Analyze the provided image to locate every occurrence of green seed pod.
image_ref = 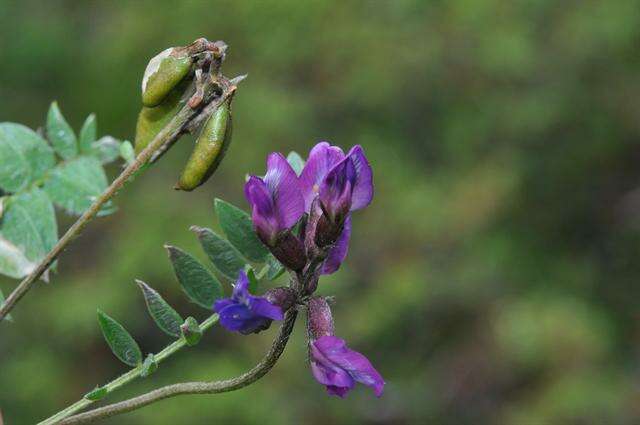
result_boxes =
[134,78,193,155]
[141,47,192,107]
[176,100,233,191]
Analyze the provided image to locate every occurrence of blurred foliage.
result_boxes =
[2,0,640,423]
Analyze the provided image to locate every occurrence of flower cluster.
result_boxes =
[214,141,384,398]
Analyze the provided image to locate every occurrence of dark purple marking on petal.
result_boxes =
[326,385,350,398]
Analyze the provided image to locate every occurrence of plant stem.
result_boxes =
[0,79,234,322]
[38,314,220,425]
[57,310,298,424]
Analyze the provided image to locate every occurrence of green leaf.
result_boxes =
[97,309,142,367]
[0,236,36,279]
[78,113,122,164]
[91,136,121,164]
[215,199,269,262]
[0,289,13,322]
[265,254,285,280]
[43,156,113,216]
[0,188,57,278]
[245,266,259,293]
[140,354,158,377]
[0,123,55,192]
[47,101,77,160]
[120,141,135,165]
[84,386,107,401]
[136,280,183,337]
[191,226,246,280]
[166,245,223,308]
[286,151,305,176]
[79,113,97,154]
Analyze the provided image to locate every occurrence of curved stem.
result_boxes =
[58,310,298,424]
[38,314,220,425]
[0,79,234,322]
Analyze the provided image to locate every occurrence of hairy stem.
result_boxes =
[57,310,298,424]
[38,314,220,425]
[0,78,234,322]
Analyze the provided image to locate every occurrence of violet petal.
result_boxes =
[346,145,373,211]
[217,303,255,331]
[321,215,352,275]
[315,336,385,397]
[248,296,284,320]
[245,176,279,244]
[319,158,354,222]
[213,298,234,312]
[232,270,250,300]
[310,341,355,389]
[299,142,345,212]
[264,153,304,229]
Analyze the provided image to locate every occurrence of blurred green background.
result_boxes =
[2,0,640,423]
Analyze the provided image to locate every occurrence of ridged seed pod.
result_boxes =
[176,101,232,191]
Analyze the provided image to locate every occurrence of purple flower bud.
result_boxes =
[245,153,305,246]
[306,298,384,398]
[245,153,307,270]
[213,270,284,335]
[307,297,334,339]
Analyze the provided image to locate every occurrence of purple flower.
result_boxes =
[307,297,384,398]
[213,270,284,335]
[245,153,304,246]
[299,142,372,274]
[310,336,385,398]
[299,142,373,221]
